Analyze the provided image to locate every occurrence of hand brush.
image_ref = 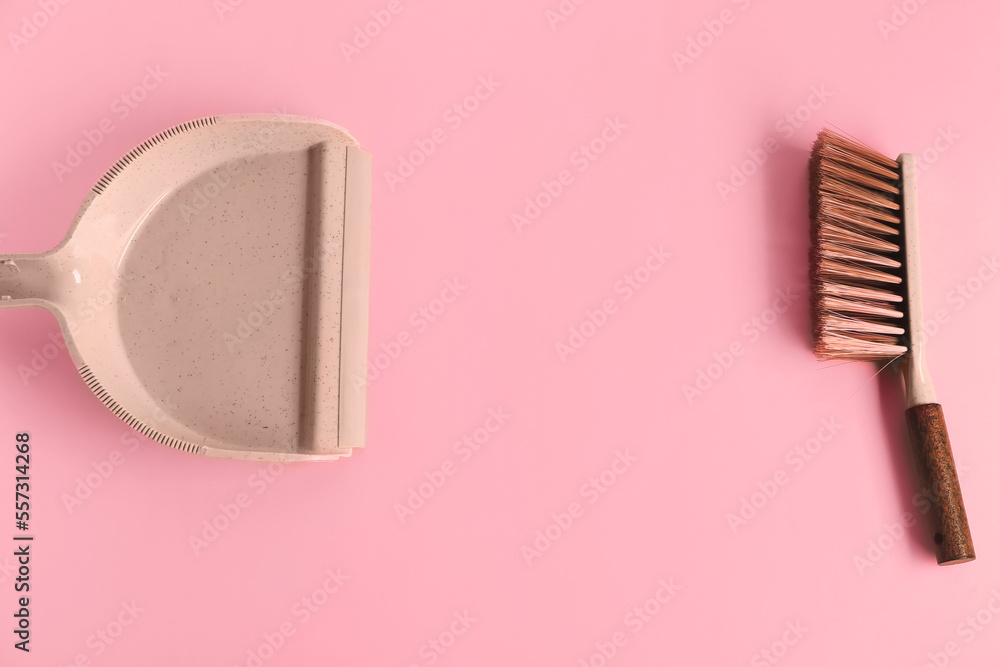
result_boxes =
[808,128,975,565]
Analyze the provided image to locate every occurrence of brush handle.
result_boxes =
[905,403,975,565]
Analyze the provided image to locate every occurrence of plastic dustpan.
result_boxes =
[0,114,372,461]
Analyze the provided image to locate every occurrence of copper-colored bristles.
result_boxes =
[809,130,908,361]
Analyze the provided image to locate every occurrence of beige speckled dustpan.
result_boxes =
[0,114,371,461]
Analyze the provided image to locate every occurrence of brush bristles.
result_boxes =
[809,130,908,361]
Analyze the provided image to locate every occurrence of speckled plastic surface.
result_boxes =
[0,114,372,461]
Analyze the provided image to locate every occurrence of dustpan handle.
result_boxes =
[0,254,60,307]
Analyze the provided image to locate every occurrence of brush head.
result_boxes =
[808,129,910,362]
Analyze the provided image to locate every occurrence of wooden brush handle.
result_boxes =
[905,403,975,565]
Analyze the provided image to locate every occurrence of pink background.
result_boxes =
[2,0,1000,665]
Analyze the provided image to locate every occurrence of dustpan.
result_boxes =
[0,114,372,461]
